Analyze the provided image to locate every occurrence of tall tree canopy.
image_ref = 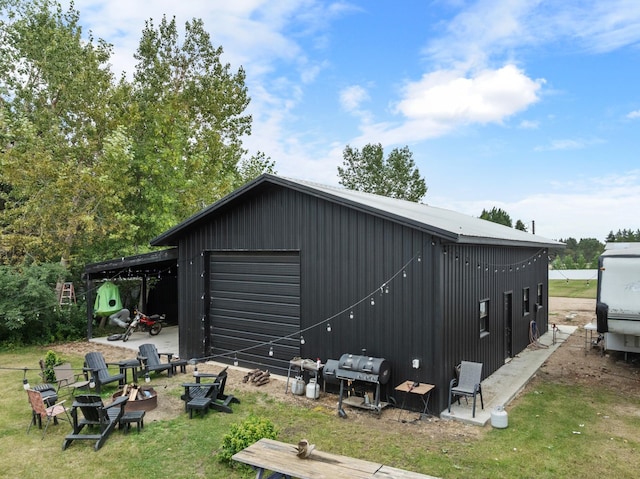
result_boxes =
[0,1,253,267]
[0,0,129,264]
[337,143,427,202]
[125,15,252,239]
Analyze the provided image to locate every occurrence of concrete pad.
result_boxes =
[90,325,180,357]
[440,325,577,426]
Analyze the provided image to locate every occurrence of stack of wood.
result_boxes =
[242,369,270,386]
[120,383,145,401]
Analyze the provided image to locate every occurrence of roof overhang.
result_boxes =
[83,248,178,281]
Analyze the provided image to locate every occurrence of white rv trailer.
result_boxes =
[597,243,640,353]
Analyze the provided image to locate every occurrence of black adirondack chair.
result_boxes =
[180,366,239,414]
[138,343,174,378]
[62,394,128,451]
[83,352,125,393]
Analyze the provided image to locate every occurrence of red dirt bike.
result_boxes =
[121,310,165,342]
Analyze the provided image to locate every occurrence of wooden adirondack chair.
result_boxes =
[181,366,239,414]
[137,343,173,378]
[62,394,128,451]
[83,352,125,393]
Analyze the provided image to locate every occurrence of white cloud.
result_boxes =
[432,171,640,242]
[340,85,370,113]
[627,110,640,119]
[519,120,539,129]
[534,137,605,151]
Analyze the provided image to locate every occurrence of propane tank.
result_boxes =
[291,376,305,395]
[305,378,320,399]
[491,405,508,428]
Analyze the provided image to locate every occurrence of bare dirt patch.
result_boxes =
[52,297,640,439]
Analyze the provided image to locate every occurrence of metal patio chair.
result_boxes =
[448,360,484,418]
[26,389,71,439]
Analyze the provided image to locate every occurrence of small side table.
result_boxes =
[187,397,212,418]
[285,358,324,393]
[120,410,145,433]
[394,380,435,421]
[109,359,141,385]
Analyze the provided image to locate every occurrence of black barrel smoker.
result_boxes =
[323,352,391,417]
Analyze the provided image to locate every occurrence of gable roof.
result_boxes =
[151,174,564,249]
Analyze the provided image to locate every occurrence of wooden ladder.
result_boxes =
[59,282,76,305]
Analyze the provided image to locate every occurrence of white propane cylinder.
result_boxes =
[491,405,508,428]
[305,378,320,399]
[291,377,305,395]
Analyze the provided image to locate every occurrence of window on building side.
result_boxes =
[537,283,543,307]
[523,287,530,315]
[480,299,489,337]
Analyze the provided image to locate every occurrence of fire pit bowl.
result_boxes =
[112,387,157,412]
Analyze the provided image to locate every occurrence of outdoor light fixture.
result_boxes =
[233,355,239,367]
[349,311,354,319]
[145,372,151,383]
[370,297,375,306]
[300,335,305,345]
[326,323,332,332]
[269,346,274,357]
[22,368,30,390]
[89,377,96,389]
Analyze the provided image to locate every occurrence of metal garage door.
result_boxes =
[209,252,300,374]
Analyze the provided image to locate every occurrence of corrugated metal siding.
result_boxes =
[433,243,549,411]
[175,183,550,413]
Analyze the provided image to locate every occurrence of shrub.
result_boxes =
[42,350,63,382]
[218,414,278,465]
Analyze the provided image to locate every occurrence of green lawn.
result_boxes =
[549,279,597,299]
[2,341,639,478]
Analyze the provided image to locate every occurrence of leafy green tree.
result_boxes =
[515,219,528,232]
[1,3,253,267]
[233,151,277,189]
[0,0,135,264]
[337,143,427,202]
[480,207,512,227]
[125,15,252,240]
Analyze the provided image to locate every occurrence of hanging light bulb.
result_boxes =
[402,270,407,278]
[370,297,375,306]
[326,323,332,332]
[418,254,422,262]
[300,335,305,345]
[269,346,274,357]
[233,355,239,367]
[22,369,30,390]
[89,377,96,389]
[349,311,354,319]
[144,372,151,383]
[384,284,389,294]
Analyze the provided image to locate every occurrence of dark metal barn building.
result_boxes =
[148,174,562,413]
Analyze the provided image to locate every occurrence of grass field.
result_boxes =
[548,279,597,299]
[2,338,639,479]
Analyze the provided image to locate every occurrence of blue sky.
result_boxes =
[65,0,640,242]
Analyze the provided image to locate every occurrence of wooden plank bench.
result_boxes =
[232,438,439,479]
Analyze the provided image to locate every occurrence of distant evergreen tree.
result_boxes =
[480,207,512,227]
